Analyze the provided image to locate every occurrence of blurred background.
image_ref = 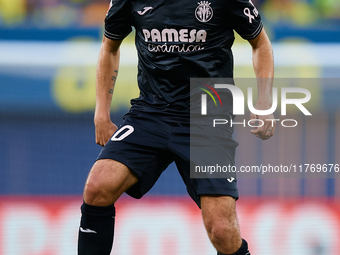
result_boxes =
[0,0,340,254]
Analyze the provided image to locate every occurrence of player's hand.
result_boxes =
[249,101,275,140]
[94,117,118,146]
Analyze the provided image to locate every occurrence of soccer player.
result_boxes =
[78,0,274,254]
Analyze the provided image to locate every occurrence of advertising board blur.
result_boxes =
[0,197,339,255]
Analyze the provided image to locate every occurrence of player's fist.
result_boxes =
[94,117,118,146]
[249,112,275,140]
[249,100,275,140]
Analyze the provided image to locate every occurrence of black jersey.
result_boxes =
[105,0,262,115]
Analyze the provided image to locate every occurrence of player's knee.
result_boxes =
[83,178,113,206]
[205,216,240,249]
[206,221,230,245]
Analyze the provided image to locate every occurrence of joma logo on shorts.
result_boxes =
[142,28,207,43]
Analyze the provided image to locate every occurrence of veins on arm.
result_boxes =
[108,70,118,94]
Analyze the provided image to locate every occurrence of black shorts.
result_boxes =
[97,110,239,208]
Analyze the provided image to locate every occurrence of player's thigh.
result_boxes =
[201,195,239,231]
[84,159,138,206]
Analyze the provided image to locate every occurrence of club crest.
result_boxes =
[195,1,213,23]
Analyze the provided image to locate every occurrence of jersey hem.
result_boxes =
[239,21,263,40]
[104,30,131,40]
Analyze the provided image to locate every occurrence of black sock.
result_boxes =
[78,202,115,255]
[217,239,250,255]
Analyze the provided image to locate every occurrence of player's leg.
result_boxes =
[171,123,250,254]
[201,195,250,255]
[78,112,174,255]
[78,159,138,255]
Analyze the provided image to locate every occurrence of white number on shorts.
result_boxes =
[111,125,134,141]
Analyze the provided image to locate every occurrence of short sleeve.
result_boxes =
[229,0,263,40]
[104,0,132,40]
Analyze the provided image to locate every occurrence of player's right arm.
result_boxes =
[94,37,122,146]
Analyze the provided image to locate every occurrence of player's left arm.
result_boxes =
[248,28,275,140]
